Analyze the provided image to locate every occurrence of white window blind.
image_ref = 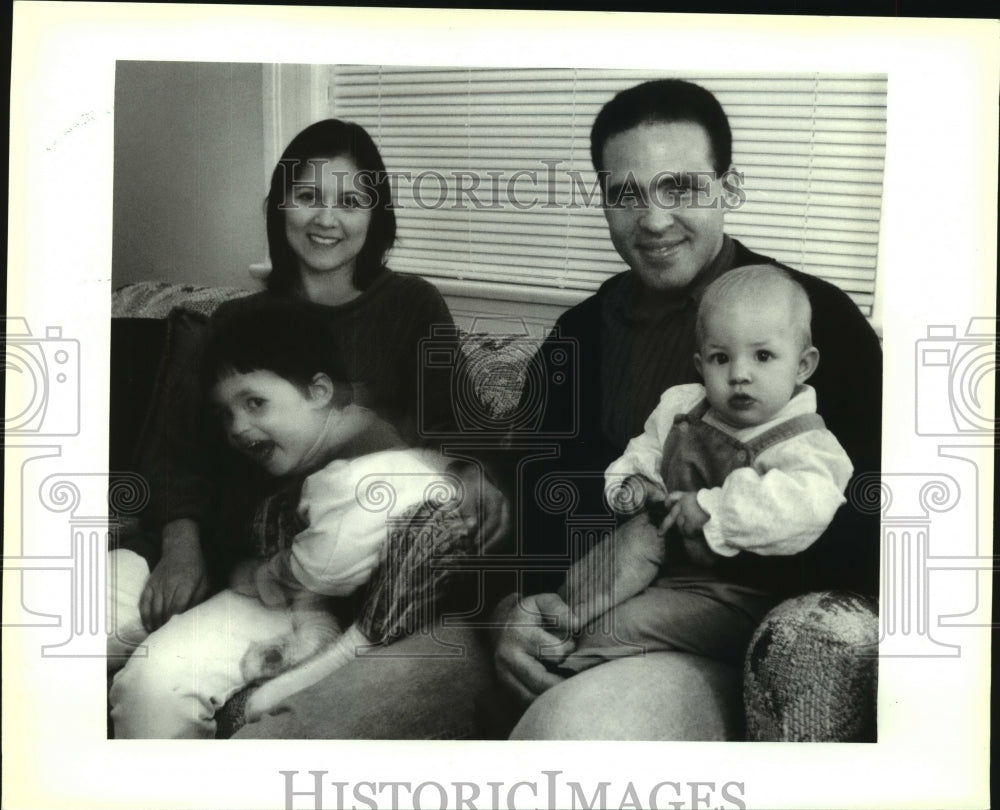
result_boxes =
[324,67,886,316]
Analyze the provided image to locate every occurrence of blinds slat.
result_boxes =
[336,99,886,121]
[400,214,882,244]
[335,113,886,137]
[393,200,883,225]
[335,68,884,92]
[391,254,875,315]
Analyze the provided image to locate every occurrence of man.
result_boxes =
[491,79,882,739]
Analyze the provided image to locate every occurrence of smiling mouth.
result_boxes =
[637,239,685,259]
[308,234,341,247]
[241,439,275,465]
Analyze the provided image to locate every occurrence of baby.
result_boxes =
[558,264,854,669]
[109,299,461,738]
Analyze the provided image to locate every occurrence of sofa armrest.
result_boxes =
[743,591,878,742]
[112,280,254,319]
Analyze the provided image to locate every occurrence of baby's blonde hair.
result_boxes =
[696,264,813,350]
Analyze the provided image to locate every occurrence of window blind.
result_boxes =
[325,67,886,316]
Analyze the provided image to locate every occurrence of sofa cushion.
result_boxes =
[457,333,535,422]
[110,318,168,473]
[743,590,878,741]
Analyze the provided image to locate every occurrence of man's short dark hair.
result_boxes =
[590,79,733,176]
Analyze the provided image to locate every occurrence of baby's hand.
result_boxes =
[661,492,718,567]
[658,491,710,537]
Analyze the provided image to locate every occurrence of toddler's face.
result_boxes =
[696,300,814,429]
[211,370,330,477]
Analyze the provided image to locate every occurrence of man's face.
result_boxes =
[602,121,733,292]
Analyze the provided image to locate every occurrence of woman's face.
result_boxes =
[283,155,373,283]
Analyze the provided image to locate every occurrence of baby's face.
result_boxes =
[211,370,330,477]
[696,300,811,429]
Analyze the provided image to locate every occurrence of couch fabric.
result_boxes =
[110,281,878,741]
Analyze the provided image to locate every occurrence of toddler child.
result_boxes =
[557,264,854,670]
[109,299,465,738]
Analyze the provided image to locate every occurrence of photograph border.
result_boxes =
[5,5,996,810]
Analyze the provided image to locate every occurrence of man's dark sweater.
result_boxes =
[512,237,882,598]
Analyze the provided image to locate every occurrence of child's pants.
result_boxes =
[106,549,154,668]
[106,496,472,738]
[107,549,346,739]
[557,571,779,673]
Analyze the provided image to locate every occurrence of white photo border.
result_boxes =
[5,5,996,810]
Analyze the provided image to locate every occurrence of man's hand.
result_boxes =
[492,592,576,707]
[139,519,210,632]
[447,462,512,553]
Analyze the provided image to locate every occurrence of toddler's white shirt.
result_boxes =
[255,449,449,605]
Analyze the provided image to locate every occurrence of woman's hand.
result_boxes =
[492,592,576,707]
[139,519,210,632]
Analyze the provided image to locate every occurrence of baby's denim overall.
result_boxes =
[569,398,826,668]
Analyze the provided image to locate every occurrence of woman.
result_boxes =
[259,119,458,443]
[112,120,504,738]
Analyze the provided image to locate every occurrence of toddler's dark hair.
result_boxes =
[201,297,351,395]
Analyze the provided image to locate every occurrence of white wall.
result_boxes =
[112,61,267,290]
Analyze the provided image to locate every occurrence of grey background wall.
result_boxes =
[112,61,266,290]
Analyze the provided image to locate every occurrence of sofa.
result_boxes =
[110,280,878,741]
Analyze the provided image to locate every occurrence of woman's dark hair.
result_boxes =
[201,298,350,394]
[264,119,397,294]
[590,79,733,177]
